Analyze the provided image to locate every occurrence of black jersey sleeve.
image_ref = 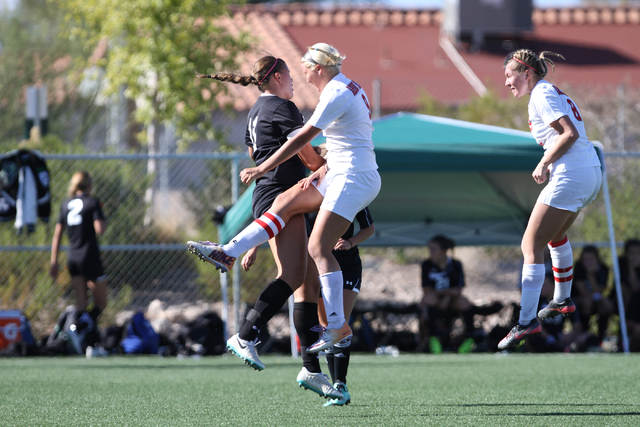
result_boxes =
[454,260,466,288]
[272,101,304,139]
[245,124,253,150]
[92,198,106,222]
[354,207,373,231]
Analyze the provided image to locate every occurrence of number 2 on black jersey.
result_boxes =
[67,199,84,226]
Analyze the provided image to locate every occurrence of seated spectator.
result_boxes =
[617,238,640,352]
[615,239,640,310]
[627,292,640,352]
[528,274,597,353]
[573,245,615,342]
[418,235,501,353]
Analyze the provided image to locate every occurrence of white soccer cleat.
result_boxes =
[187,241,236,273]
[226,333,264,371]
[307,323,352,353]
[296,368,343,399]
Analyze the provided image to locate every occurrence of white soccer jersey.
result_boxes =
[307,73,378,173]
[528,80,600,173]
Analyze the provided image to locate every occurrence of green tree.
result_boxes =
[58,0,252,150]
[0,0,96,144]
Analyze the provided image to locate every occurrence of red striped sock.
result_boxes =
[549,235,573,302]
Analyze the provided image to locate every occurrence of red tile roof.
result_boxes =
[226,4,640,110]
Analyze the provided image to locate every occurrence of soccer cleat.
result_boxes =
[187,241,236,273]
[537,297,576,319]
[307,323,352,353]
[226,333,265,371]
[296,368,343,399]
[497,319,542,350]
[324,381,351,407]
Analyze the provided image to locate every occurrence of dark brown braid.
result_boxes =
[196,71,256,86]
[504,49,565,78]
[195,56,286,92]
[196,72,258,86]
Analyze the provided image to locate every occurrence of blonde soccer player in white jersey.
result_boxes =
[498,49,602,350]
[188,43,381,357]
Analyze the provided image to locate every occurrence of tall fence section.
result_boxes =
[1,152,639,347]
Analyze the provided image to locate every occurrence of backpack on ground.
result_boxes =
[0,310,36,357]
[40,307,99,355]
[121,312,159,354]
[181,311,226,356]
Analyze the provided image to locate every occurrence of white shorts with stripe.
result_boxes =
[312,168,381,222]
[537,166,601,212]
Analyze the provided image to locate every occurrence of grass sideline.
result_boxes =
[1,353,639,426]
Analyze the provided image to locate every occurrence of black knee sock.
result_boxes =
[325,349,336,382]
[333,338,352,385]
[293,302,322,373]
[239,278,293,341]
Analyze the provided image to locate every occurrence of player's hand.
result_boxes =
[241,249,257,271]
[299,166,327,190]
[532,162,549,184]
[334,238,352,251]
[49,262,59,280]
[240,167,264,185]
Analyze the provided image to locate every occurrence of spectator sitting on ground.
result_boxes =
[573,245,615,343]
[418,235,502,353]
[617,238,640,352]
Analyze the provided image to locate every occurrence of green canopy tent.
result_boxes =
[220,112,544,246]
[217,112,628,352]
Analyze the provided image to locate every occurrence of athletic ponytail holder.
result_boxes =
[258,58,278,86]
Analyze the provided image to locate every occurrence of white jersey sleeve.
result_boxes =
[528,80,600,173]
[307,74,377,173]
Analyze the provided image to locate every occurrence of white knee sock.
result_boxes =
[549,236,573,302]
[319,271,345,329]
[519,264,545,325]
[222,212,285,258]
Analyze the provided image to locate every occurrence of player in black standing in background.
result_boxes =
[50,171,108,328]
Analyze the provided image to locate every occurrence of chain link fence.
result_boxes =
[0,152,283,339]
[1,151,640,344]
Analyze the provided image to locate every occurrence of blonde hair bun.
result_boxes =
[306,43,345,67]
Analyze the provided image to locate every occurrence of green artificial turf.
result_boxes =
[1,353,639,426]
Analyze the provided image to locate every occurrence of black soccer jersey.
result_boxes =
[421,258,465,291]
[57,194,105,263]
[245,94,307,188]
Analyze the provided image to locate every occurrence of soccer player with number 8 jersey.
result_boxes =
[499,49,602,350]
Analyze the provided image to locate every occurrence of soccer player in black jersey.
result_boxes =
[189,43,381,360]
[192,56,342,399]
[50,171,108,329]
